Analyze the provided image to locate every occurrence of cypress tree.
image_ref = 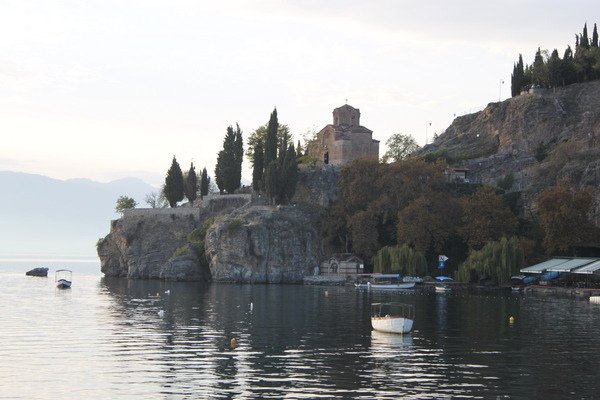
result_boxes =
[214,125,240,194]
[581,23,590,49]
[263,161,278,204]
[593,23,599,47]
[233,123,244,190]
[164,156,184,207]
[264,108,278,167]
[283,143,298,203]
[296,140,303,158]
[252,140,264,192]
[200,167,209,198]
[184,162,198,206]
[547,49,561,88]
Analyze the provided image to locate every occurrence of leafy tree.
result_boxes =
[164,156,184,207]
[200,167,209,198]
[252,140,264,192]
[115,195,137,215]
[459,186,517,249]
[396,192,462,255]
[373,244,427,276]
[184,162,198,206]
[348,209,380,261]
[456,237,524,284]
[537,183,598,255]
[382,133,420,163]
[246,123,291,165]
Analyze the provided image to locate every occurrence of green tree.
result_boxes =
[115,195,137,215]
[184,162,198,206]
[456,237,524,284]
[264,108,279,167]
[164,156,184,207]
[593,23,599,47]
[246,123,291,165]
[263,161,278,204]
[382,133,420,163]
[200,167,209,198]
[373,244,427,276]
[459,186,517,249]
[546,49,562,87]
[531,47,548,86]
[215,125,242,194]
[537,183,597,255]
[296,140,303,158]
[252,140,264,192]
[281,143,298,203]
[511,54,526,96]
[580,23,590,49]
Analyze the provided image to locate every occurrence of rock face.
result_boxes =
[98,208,210,280]
[205,205,321,283]
[26,267,48,277]
[293,165,339,207]
[423,80,600,212]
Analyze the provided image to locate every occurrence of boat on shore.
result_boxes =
[371,302,414,334]
[434,276,453,293]
[55,269,72,289]
[355,274,416,290]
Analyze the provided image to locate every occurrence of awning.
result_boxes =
[572,260,600,275]
[546,258,598,272]
[520,258,571,274]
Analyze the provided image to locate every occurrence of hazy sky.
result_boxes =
[0,0,595,185]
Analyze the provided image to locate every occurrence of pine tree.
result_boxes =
[200,167,209,198]
[164,156,184,207]
[252,140,264,192]
[547,49,562,87]
[531,47,547,86]
[296,140,303,158]
[184,162,198,206]
[593,23,599,47]
[264,108,278,167]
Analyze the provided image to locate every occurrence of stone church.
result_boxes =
[308,104,379,165]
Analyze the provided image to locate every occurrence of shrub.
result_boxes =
[172,245,188,258]
[456,236,524,284]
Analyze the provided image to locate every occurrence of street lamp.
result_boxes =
[425,122,432,145]
[499,79,505,101]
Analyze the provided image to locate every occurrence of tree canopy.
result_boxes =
[184,162,198,206]
[382,133,420,163]
[215,124,243,194]
[115,195,137,215]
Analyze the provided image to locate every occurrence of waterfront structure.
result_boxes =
[321,253,364,276]
[308,104,379,165]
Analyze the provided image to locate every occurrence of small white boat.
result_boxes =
[55,269,72,289]
[355,274,416,290]
[371,302,414,334]
[434,283,451,293]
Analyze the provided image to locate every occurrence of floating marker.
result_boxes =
[250,302,253,311]
[509,316,515,324]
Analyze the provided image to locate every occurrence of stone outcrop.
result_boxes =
[293,165,339,207]
[98,209,207,280]
[423,80,600,212]
[205,205,321,283]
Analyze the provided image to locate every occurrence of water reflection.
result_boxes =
[4,271,598,399]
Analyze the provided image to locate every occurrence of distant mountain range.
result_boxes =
[0,171,156,259]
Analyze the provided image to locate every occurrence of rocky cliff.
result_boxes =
[205,205,321,283]
[424,80,600,210]
[98,196,321,282]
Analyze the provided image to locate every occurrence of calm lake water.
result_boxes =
[1,260,600,399]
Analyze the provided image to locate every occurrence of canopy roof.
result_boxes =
[521,257,600,274]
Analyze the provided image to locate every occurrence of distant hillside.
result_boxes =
[422,80,600,215]
[0,172,156,258]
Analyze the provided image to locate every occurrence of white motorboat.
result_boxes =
[355,274,416,290]
[434,283,451,293]
[55,269,72,289]
[371,303,414,334]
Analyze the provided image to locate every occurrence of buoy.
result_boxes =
[164,290,170,295]
[324,291,328,296]
[157,310,165,317]
[250,302,253,311]
[230,338,238,349]
[509,316,515,324]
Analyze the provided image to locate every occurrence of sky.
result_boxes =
[0,0,596,186]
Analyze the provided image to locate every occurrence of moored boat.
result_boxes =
[371,302,414,334]
[55,269,72,289]
[355,274,416,290]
